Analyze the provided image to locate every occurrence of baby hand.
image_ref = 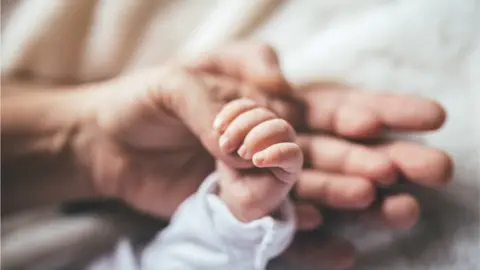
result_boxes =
[213,98,303,222]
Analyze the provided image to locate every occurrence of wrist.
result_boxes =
[218,184,275,223]
[1,85,100,214]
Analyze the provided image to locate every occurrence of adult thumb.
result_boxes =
[186,43,291,94]
[185,43,302,126]
[167,70,254,169]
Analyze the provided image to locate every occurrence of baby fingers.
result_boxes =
[253,142,303,175]
[238,118,296,159]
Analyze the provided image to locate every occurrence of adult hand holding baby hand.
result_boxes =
[71,43,300,219]
[68,43,452,228]
[3,42,453,270]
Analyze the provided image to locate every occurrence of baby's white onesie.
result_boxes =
[89,172,296,270]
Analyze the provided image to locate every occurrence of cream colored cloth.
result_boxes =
[1,0,280,82]
[2,1,479,269]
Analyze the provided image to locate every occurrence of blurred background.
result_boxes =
[2,0,479,269]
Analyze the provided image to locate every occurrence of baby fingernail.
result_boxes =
[219,136,232,152]
[213,117,224,132]
[237,145,249,159]
[253,155,264,166]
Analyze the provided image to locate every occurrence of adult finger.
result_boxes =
[297,134,453,188]
[187,43,302,126]
[165,71,253,169]
[295,170,376,209]
[297,135,397,185]
[375,141,453,188]
[355,194,421,230]
[382,193,421,229]
[186,43,290,91]
[298,82,446,137]
[295,202,323,231]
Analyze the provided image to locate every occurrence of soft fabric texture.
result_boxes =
[1,0,479,269]
[87,172,295,270]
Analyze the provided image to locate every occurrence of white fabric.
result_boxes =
[87,172,295,270]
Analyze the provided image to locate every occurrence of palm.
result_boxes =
[98,118,214,218]
[91,72,218,218]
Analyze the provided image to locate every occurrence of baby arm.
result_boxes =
[140,99,302,270]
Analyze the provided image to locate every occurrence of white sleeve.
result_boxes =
[140,172,296,270]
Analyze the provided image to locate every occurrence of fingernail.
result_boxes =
[219,136,232,152]
[237,145,249,159]
[213,116,224,133]
[253,155,264,166]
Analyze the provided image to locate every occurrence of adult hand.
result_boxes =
[74,42,453,229]
[292,81,453,230]
[73,44,299,218]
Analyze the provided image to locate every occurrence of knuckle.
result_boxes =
[234,108,274,133]
[223,128,238,140]
[345,178,375,208]
[292,145,304,167]
[286,144,304,171]
[241,108,276,130]
[228,98,258,110]
[257,43,275,54]
[253,107,276,118]
[272,144,289,160]
[272,119,295,138]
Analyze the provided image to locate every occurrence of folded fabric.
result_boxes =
[88,172,296,270]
